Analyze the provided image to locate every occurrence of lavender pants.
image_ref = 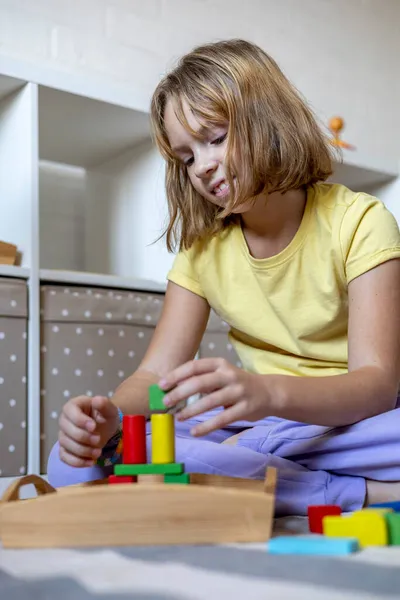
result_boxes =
[47,403,400,516]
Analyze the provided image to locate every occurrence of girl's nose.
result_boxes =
[195,158,218,179]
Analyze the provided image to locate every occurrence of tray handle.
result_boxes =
[1,474,56,503]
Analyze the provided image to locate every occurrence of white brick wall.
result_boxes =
[0,0,399,163]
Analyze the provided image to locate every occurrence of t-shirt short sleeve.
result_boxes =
[167,246,206,298]
[340,193,400,284]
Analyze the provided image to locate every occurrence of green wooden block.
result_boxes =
[164,473,190,485]
[149,384,167,411]
[386,513,400,545]
[114,462,184,476]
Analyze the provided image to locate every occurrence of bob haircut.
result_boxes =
[150,39,335,252]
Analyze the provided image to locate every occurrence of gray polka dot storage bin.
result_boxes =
[40,285,165,472]
[200,310,241,366]
[0,277,28,477]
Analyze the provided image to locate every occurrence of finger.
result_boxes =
[64,397,97,432]
[59,445,97,468]
[91,396,116,423]
[164,372,227,408]
[190,402,249,437]
[176,384,241,421]
[58,432,102,460]
[59,413,101,447]
[159,358,225,391]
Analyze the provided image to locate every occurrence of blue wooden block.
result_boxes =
[369,501,400,513]
[267,536,359,555]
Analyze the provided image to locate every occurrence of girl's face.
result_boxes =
[164,98,233,208]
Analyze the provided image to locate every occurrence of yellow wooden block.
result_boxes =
[323,512,388,548]
[151,413,175,464]
[323,515,355,539]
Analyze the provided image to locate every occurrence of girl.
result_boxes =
[49,39,400,516]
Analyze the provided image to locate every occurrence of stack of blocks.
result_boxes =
[108,384,190,486]
[269,501,400,555]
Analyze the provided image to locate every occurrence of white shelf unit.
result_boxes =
[39,269,166,294]
[0,59,399,486]
[0,265,30,279]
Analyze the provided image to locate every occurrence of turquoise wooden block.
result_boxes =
[369,501,400,513]
[267,536,359,555]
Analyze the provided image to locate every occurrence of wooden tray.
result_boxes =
[0,470,276,549]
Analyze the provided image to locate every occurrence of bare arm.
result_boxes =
[272,258,400,425]
[111,281,210,417]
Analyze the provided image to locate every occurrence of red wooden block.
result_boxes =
[108,474,137,484]
[308,505,342,533]
[122,414,147,464]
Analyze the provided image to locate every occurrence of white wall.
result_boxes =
[84,141,171,281]
[39,161,87,271]
[0,84,37,267]
[368,175,400,227]
[0,0,399,167]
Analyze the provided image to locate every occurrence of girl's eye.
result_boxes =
[212,133,227,145]
[184,157,194,167]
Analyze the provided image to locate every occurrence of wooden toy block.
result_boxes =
[151,413,175,464]
[323,511,388,548]
[0,468,277,548]
[352,510,389,546]
[369,500,400,512]
[267,535,359,555]
[308,505,342,534]
[137,474,164,484]
[108,475,136,484]
[322,515,353,540]
[385,513,400,545]
[114,462,184,476]
[149,384,167,411]
[164,473,190,484]
[0,240,17,265]
[122,414,147,464]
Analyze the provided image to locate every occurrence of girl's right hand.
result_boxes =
[58,395,120,467]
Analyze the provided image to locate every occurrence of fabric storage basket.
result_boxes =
[40,285,164,472]
[0,277,28,477]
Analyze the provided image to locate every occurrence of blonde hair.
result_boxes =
[151,39,335,252]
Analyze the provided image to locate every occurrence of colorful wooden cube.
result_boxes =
[164,473,190,484]
[323,510,388,548]
[308,505,342,534]
[108,474,136,484]
[385,513,400,545]
[369,501,400,513]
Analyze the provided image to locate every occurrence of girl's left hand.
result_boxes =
[159,358,273,436]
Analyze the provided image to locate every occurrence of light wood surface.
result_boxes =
[190,468,277,495]
[137,474,164,484]
[0,470,276,548]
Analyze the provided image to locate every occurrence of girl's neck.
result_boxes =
[239,187,307,259]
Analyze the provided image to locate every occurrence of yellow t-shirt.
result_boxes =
[167,183,400,378]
